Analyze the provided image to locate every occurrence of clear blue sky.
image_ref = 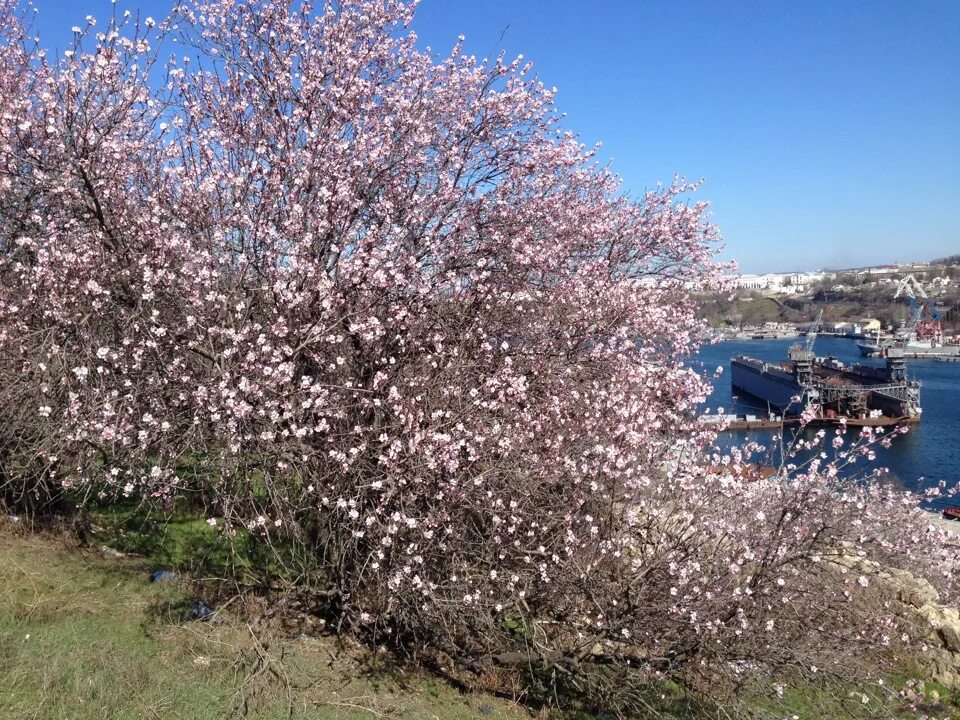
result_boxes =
[27,0,960,273]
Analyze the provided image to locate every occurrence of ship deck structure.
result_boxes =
[727,343,921,428]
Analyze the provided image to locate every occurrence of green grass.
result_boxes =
[745,676,960,720]
[88,503,329,591]
[732,297,784,325]
[4,519,960,720]
[90,503,252,572]
[0,528,531,720]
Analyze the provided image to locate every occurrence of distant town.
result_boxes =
[732,259,958,294]
[702,254,960,337]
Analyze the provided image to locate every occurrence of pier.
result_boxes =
[700,413,918,432]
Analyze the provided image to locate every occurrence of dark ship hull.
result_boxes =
[731,345,920,423]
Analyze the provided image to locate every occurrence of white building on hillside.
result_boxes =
[734,273,811,293]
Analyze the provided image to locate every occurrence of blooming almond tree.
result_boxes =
[1,0,957,713]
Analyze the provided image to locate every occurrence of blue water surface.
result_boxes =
[692,336,960,507]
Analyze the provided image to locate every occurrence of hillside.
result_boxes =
[701,262,960,330]
[3,522,959,720]
[0,526,531,720]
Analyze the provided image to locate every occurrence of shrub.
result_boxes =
[0,1,956,714]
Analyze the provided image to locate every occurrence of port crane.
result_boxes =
[893,274,942,341]
[805,308,823,352]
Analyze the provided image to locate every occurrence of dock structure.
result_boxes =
[728,345,921,428]
[700,413,917,432]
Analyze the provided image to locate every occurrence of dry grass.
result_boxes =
[2,521,953,720]
[0,525,530,720]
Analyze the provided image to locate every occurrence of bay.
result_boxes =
[691,336,960,508]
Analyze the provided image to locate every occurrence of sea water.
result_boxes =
[692,335,960,509]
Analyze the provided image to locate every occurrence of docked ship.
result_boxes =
[858,274,959,359]
[856,334,960,359]
[731,344,921,425]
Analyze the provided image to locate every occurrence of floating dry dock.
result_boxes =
[725,344,920,429]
